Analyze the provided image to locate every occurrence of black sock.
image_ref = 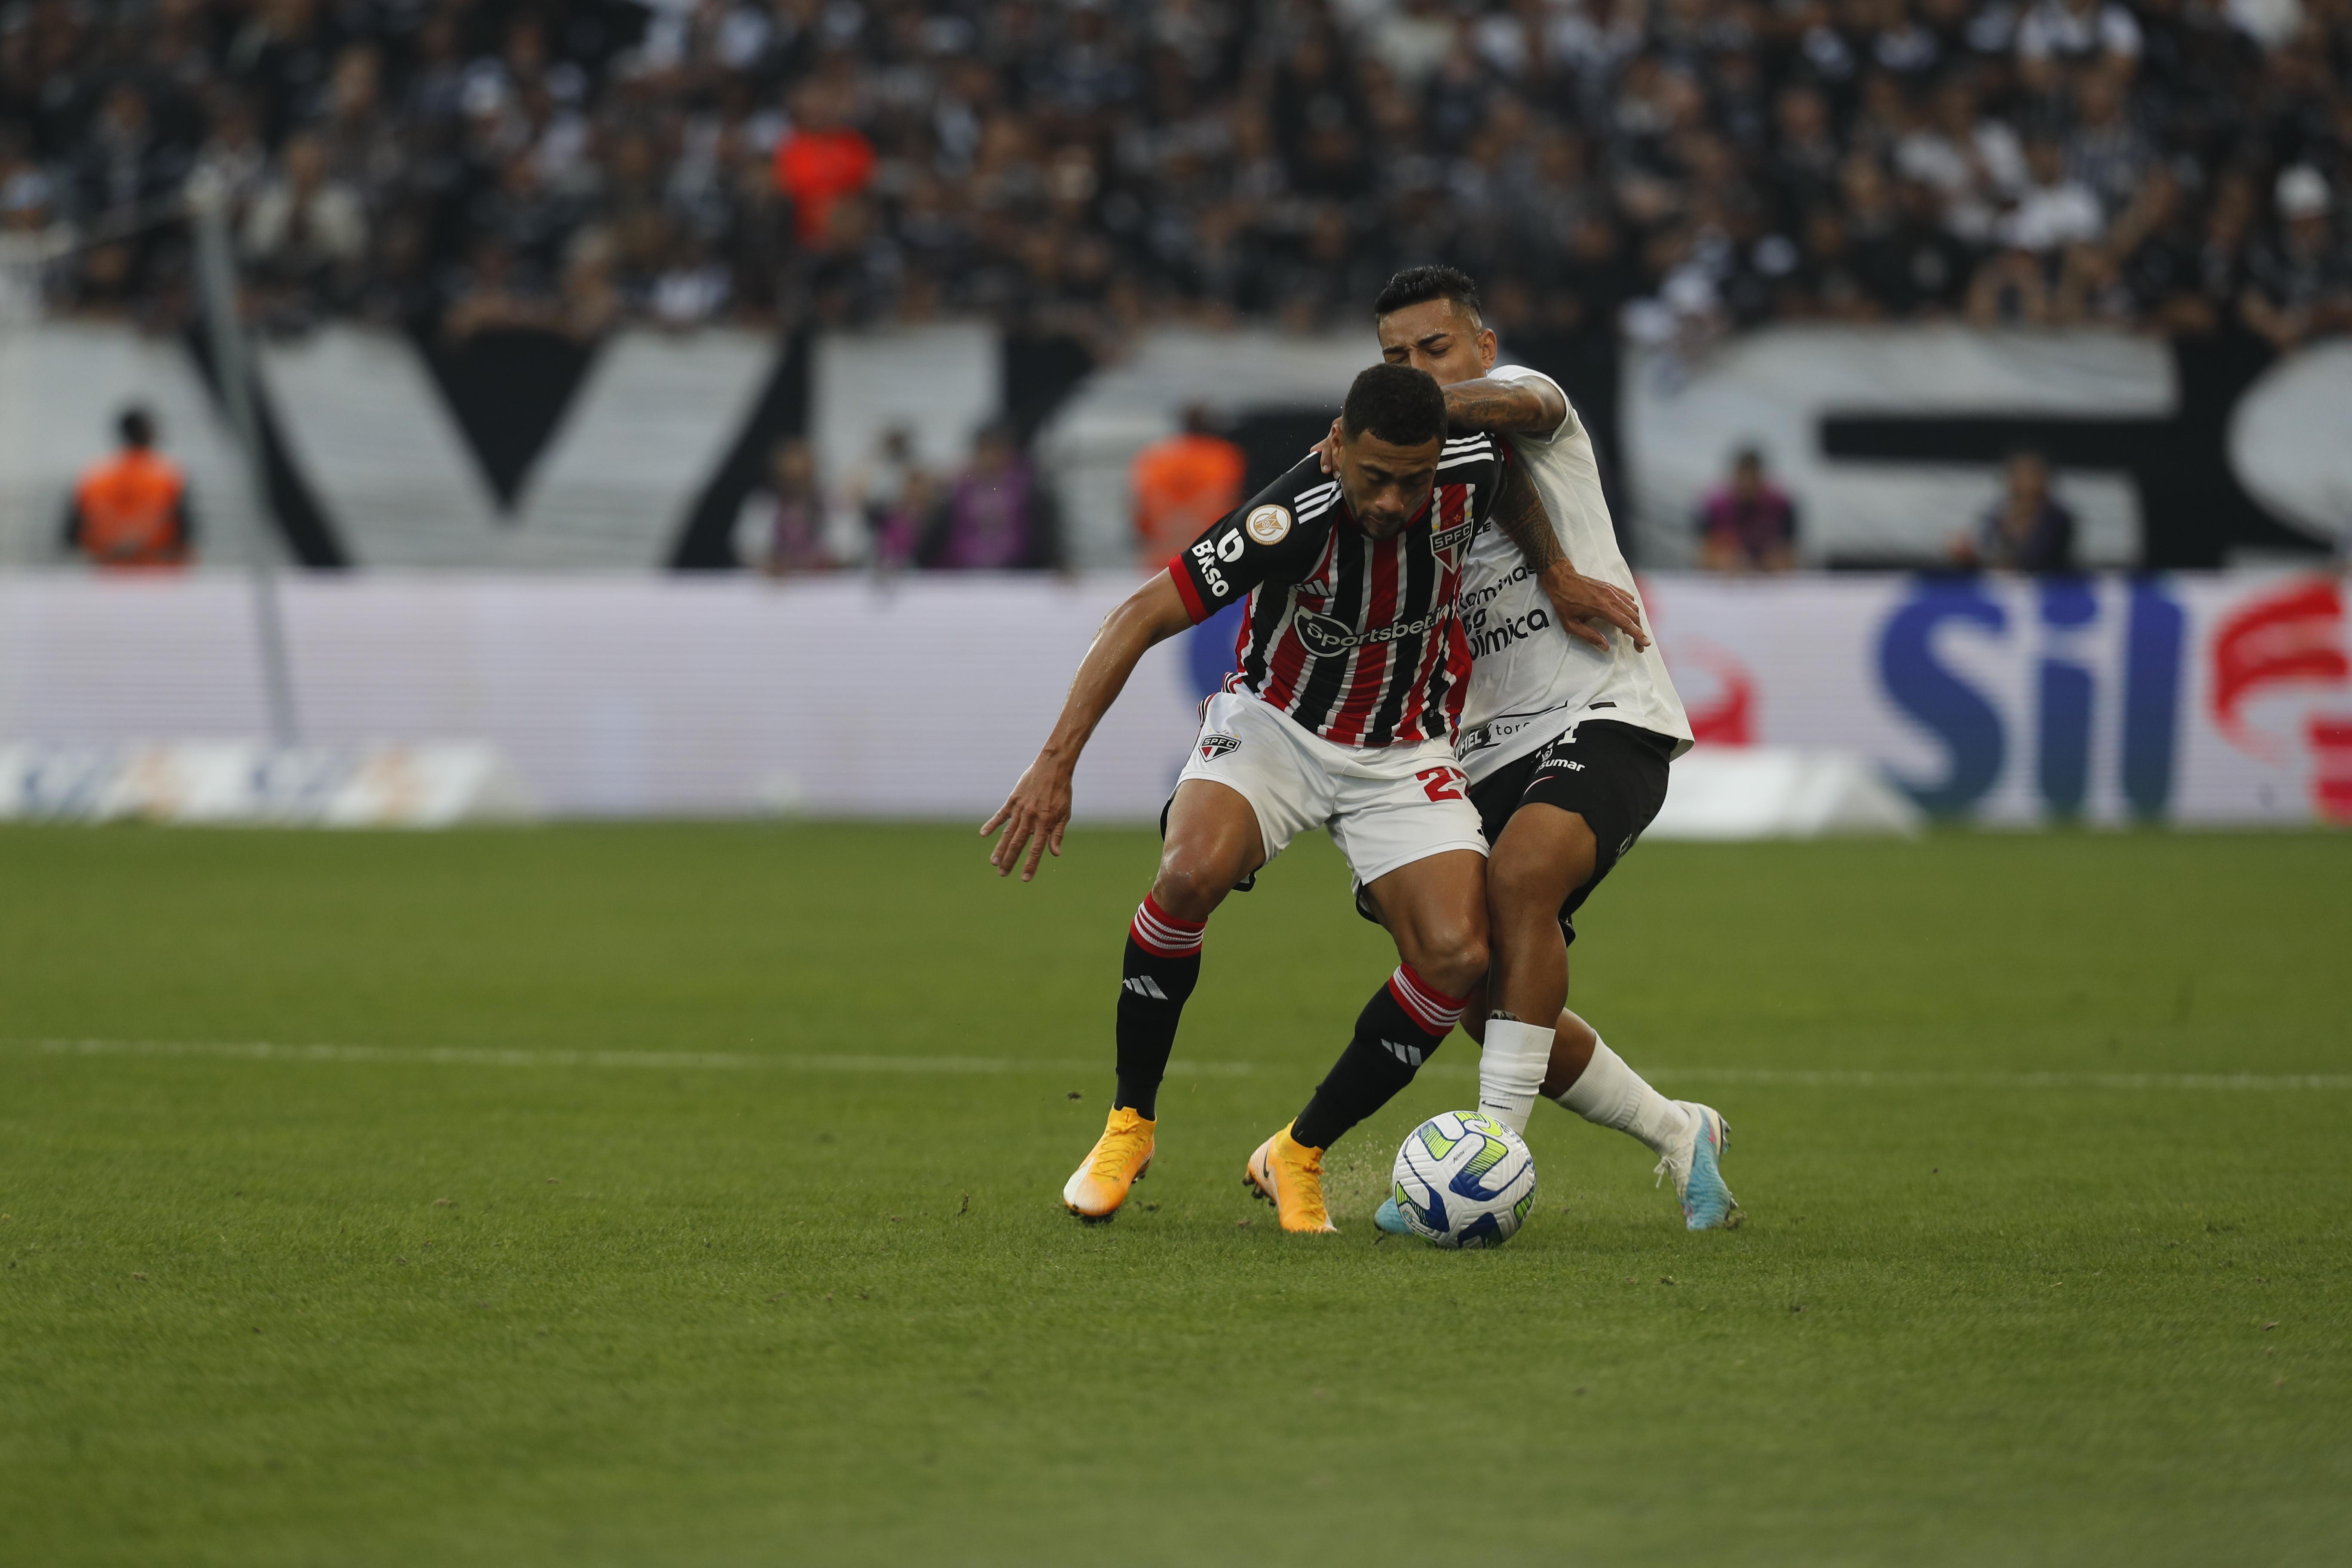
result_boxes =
[1114,896,1204,1120]
[1291,965,1467,1150]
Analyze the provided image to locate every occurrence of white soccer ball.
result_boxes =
[1390,1110,1537,1249]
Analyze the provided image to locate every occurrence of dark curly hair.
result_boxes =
[1340,363,1447,447]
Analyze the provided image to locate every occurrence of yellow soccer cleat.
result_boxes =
[1063,1106,1155,1222]
[1243,1122,1338,1234]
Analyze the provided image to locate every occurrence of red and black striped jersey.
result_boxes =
[1168,437,1512,748]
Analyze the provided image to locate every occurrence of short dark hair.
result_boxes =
[118,406,154,447]
[1374,264,1483,326]
[1341,363,1446,447]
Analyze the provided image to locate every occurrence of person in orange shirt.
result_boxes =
[771,82,876,247]
[62,407,196,570]
[1130,404,1246,570]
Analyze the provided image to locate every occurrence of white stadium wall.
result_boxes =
[0,572,2344,826]
[9,319,2352,572]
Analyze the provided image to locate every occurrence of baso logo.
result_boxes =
[1188,527,1249,600]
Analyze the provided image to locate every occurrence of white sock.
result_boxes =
[1555,1038,1690,1155]
[1477,1018,1554,1133]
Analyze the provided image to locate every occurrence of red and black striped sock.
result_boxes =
[1290,964,1467,1151]
[1114,895,1204,1120]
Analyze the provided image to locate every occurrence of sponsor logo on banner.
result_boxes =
[1636,570,2349,825]
[1877,577,2185,818]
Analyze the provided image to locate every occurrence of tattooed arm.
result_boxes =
[1491,457,1649,652]
[1442,374,1568,437]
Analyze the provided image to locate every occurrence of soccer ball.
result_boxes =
[1390,1111,1537,1249]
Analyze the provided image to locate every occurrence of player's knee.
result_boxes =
[1149,857,1232,923]
[1410,921,1488,999]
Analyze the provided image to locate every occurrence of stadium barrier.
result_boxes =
[0,570,2342,827]
[0,741,533,826]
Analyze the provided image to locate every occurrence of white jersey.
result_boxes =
[1454,363,1692,783]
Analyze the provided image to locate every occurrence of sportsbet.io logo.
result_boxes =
[1294,603,1448,657]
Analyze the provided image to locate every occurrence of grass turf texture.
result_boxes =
[1,824,2346,1566]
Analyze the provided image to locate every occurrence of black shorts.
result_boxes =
[1467,720,1676,945]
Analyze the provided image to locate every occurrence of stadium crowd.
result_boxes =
[6,0,2350,351]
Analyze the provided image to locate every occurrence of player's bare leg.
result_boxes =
[1252,850,1489,1232]
[1476,805,1735,1228]
[1064,779,1264,1222]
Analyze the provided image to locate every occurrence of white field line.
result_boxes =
[18,1038,2352,1092]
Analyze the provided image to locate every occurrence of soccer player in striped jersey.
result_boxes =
[984,363,1606,1232]
[1302,266,1737,1231]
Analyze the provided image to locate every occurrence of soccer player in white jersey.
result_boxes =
[1300,266,1739,1231]
[983,364,1584,1233]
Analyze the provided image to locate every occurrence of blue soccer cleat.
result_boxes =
[1655,1101,1737,1230]
[1373,1195,1412,1235]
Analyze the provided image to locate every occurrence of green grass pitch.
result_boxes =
[2,822,2347,1565]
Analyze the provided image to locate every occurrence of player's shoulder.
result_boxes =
[1437,429,1507,472]
[1244,454,1346,535]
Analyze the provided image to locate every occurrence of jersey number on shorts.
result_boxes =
[1415,766,1469,802]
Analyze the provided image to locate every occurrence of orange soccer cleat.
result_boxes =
[1062,1106,1155,1222]
[1243,1122,1338,1234]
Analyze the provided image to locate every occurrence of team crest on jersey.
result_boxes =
[1199,732,1241,761]
[1246,504,1292,545]
[1427,484,1476,560]
[1429,519,1476,556]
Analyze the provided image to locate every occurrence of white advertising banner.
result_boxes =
[1642,572,2350,826]
[0,574,1204,820]
[0,572,2344,825]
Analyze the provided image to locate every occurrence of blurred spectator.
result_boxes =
[1130,404,1246,570]
[919,423,1062,571]
[772,82,875,248]
[242,132,367,321]
[1698,447,1799,573]
[846,425,934,572]
[1954,450,2078,572]
[2240,168,2352,354]
[63,407,195,571]
[733,437,833,576]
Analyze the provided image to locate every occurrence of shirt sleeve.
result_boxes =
[1488,364,1576,445]
[1460,436,1517,534]
[1166,472,1327,624]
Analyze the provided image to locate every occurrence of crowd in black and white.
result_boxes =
[6,0,2350,351]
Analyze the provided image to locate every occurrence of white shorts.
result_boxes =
[1174,691,1487,889]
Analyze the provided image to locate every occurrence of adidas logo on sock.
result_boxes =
[1123,976,1169,1000]
[1381,1038,1425,1068]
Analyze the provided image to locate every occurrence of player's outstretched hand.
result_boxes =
[981,759,1074,882]
[1538,562,1650,652]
